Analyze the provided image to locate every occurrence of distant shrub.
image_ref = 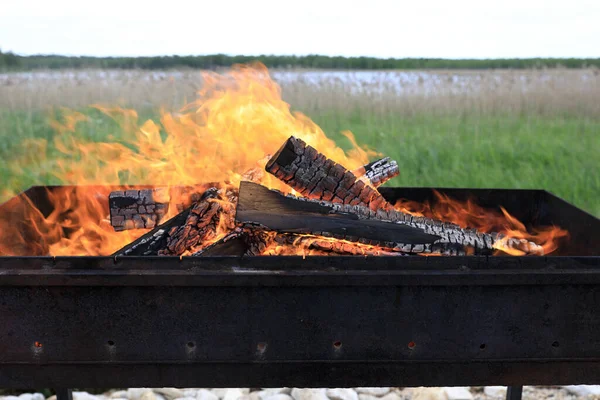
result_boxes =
[2,53,600,71]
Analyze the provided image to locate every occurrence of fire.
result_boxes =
[395,191,568,256]
[0,63,566,256]
[0,64,371,256]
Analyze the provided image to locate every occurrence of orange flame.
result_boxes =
[0,64,371,256]
[0,63,566,256]
[395,191,568,255]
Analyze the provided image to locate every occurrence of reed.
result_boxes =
[0,68,598,216]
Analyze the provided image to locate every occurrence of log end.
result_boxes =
[265,136,304,172]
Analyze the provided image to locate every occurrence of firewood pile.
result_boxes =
[111,136,543,257]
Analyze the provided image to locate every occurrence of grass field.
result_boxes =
[0,68,598,216]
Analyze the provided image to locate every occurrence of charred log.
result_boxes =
[112,208,191,256]
[109,155,398,231]
[236,182,439,251]
[354,157,399,187]
[158,187,238,256]
[265,136,393,210]
[109,186,206,231]
[192,228,247,256]
[296,192,543,255]
[238,182,542,255]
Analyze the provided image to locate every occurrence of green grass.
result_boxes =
[315,112,600,216]
[1,109,599,217]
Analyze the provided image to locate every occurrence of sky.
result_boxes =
[1,0,599,59]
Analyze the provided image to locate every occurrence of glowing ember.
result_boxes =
[0,63,567,256]
[395,191,568,256]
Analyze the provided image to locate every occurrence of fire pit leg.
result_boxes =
[55,389,73,400]
[506,386,523,400]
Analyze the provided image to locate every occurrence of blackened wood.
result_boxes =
[193,228,247,256]
[236,182,439,248]
[356,157,399,187]
[261,232,407,256]
[109,155,397,231]
[236,227,405,256]
[285,187,543,255]
[159,188,238,256]
[112,208,191,256]
[265,136,393,210]
[109,186,204,231]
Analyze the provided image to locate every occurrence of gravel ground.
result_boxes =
[3,386,600,400]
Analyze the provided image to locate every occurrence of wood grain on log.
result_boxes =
[109,186,206,231]
[301,192,542,255]
[109,155,398,231]
[158,187,238,256]
[192,228,247,256]
[265,136,393,210]
[112,208,191,256]
[239,182,542,255]
[354,157,399,187]
[236,182,439,251]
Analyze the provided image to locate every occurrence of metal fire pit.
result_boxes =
[0,186,599,398]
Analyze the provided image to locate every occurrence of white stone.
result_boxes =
[326,389,358,400]
[443,387,473,400]
[406,388,446,400]
[379,394,401,400]
[173,397,196,400]
[128,390,153,400]
[262,395,292,400]
[73,393,103,400]
[18,394,45,400]
[483,387,506,398]
[210,392,229,400]
[291,389,329,400]
[4,396,22,400]
[564,386,600,397]
[224,390,249,400]
[111,392,129,399]
[358,395,379,400]
[183,392,199,399]
[197,390,219,400]
[140,393,157,400]
[154,390,185,400]
[354,389,390,397]
[259,390,292,399]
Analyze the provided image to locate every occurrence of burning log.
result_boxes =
[112,208,191,256]
[354,157,399,188]
[265,136,393,210]
[266,136,543,255]
[109,186,205,231]
[193,228,248,256]
[240,182,542,255]
[250,231,408,256]
[158,187,238,256]
[109,156,398,231]
[235,182,439,252]
[194,226,407,257]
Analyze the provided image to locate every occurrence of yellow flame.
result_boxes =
[0,63,370,256]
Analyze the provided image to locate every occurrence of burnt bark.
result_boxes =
[265,136,393,211]
[355,157,399,187]
[112,208,191,256]
[109,186,206,231]
[238,182,542,255]
[192,228,248,256]
[158,187,238,256]
[236,182,439,252]
[109,156,398,231]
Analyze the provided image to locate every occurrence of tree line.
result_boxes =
[1,51,599,71]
